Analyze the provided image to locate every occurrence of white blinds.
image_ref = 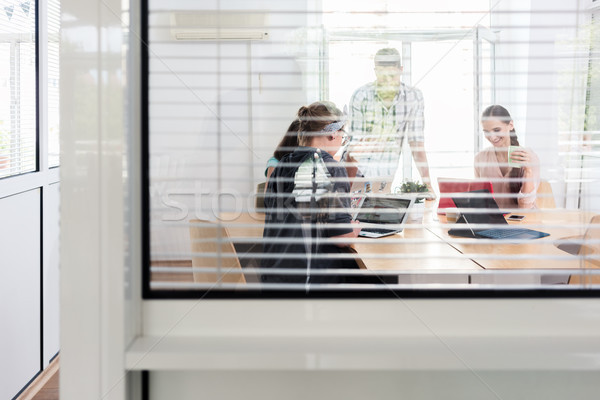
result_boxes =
[47,0,59,167]
[146,0,600,294]
[0,0,37,179]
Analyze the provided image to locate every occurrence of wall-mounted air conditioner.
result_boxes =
[170,11,268,41]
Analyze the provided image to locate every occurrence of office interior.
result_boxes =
[3,0,600,399]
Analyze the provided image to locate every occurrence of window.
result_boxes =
[144,0,600,297]
[47,0,59,167]
[325,29,495,184]
[0,0,37,178]
[1,1,61,398]
[577,3,600,210]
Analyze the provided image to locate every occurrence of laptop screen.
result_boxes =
[355,197,412,224]
[451,189,506,225]
[437,178,494,212]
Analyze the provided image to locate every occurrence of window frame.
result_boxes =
[140,1,600,300]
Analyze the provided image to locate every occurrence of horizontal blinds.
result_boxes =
[0,1,37,178]
[146,0,600,294]
[47,0,59,167]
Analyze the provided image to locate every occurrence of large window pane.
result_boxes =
[145,1,600,296]
[0,1,37,178]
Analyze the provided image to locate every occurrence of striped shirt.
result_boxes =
[349,82,425,177]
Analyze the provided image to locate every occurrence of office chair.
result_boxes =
[255,182,267,211]
[536,179,556,209]
[189,219,247,285]
[568,214,600,285]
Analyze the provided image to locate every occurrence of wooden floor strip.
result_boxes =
[17,356,59,400]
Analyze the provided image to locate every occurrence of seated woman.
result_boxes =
[264,119,300,181]
[475,105,540,209]
[261,101,361,284]
[265,118,358,184]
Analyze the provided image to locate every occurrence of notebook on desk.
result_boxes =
[448,189,549,240]
[352,196,414,238]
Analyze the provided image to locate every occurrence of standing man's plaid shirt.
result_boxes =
[349,81,425,177]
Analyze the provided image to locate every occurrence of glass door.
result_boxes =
[325,29,496,190]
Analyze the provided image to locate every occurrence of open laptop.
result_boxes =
[437,178,494,214]
[448,189,549,240]
[352,196,414,238]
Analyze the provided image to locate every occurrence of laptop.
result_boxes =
[352,196,415,238]
[437,178,494,214]
[448,189,549,240]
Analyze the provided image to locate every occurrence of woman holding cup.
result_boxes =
[474,105,540,209]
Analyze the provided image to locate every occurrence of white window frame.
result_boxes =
[0,1,61,397]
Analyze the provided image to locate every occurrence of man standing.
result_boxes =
[349,48,434,194]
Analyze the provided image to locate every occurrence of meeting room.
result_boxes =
[145,0,600,295]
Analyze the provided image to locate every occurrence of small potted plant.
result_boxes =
[396,180,431,221]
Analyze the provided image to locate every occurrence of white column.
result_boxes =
[60,0,138,398]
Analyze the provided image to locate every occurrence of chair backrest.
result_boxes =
[255,182,267,211]
[536,179,556,209]
[578,214,600,268]
[189,219,246,284]
[568,214,600,285]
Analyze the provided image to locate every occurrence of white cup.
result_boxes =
[446,208,460,223]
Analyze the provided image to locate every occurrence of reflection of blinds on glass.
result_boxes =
[0,1,37,178]
[48,0,60,167]
[145,0,600,296]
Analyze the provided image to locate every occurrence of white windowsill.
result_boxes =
[125,334,600,371]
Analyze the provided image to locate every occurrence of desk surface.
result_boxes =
[220,209,481,271]
[220,208,597,272]
[432,209,597,270]
[350,223,481,270]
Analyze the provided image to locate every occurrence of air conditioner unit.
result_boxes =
[170,11,269,41]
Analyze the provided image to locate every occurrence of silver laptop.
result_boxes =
[352,196,415,238]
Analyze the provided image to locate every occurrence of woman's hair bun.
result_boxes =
[297,105,312,119]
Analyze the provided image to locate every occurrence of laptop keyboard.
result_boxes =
[477,228,534,239]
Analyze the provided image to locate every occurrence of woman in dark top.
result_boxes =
[264,119,300,181]
[261,101,361,284]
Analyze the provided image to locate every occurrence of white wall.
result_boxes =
[148,1,309,259]
[0,190,41,400]
[136,299,600,399]
[43,182,60,366]
[492,0,586,207]
[524,0,585,208]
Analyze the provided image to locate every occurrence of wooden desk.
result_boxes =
[351,223,481,271]
[220,211,481,271]
[221,208,599,272]
[430,210,598,270]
